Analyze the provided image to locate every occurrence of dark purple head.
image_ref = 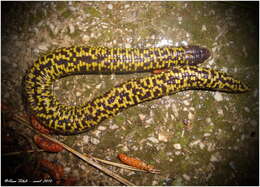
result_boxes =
[184,45,211,65]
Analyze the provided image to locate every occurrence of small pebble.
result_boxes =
[147,137,159,144]
[204,133,211,137]
[132,145,138,151]
[122,145,129,152]
[244,107,250,112]
[82,35,90,42]
[64,167,71,173]
[90,137,100,145]
[152,180,158,186]
[188,112,194,120]
[221,67,228,73]
[83,136,89,144]
[210,155,218,162]
[127,171,136,176]
[171,103,179,118]
[208,59,214,65]
[175,151,181,156]
[178,17,182,24]
[110,74,115,80]
[68,5,76,11]
[183,100,189,106]
[125,43,131,48]
[76,91,82,97]
[210,152,221,162]
[145,118,153,124]
[201,25,207,31]
[69,24,75,34]
[80,164,86,170]
[158,132,168,142]
[214,92,223,101]
[108,4,113,9]
[47,22,54,31]
[173,143,181,150]
[181,40,188,46]
[206,117,214,126]
[189,139,201,147]
[90,32,96,38]
[217,108,224,115]
[110,124,119,130]
[212,46,217,53]
[91,129,101,138]
[199,142,205,149]
[182,174,191,181]
[38,43,49,51]
[139,114,146,121]
[207,142,215,152]
[97,126,107,131]
[96,83,102,89]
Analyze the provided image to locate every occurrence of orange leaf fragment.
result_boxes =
[118,153,156,172]
[31,116,51,134]
[39,159,64,184]
[34,135,63,153]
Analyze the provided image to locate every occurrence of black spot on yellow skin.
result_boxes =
[23,46,249,135]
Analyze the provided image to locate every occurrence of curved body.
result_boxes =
[23,46,248,134]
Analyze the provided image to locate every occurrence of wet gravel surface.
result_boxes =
[2,2,259,185]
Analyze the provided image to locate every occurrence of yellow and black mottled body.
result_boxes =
[24,46,249,134]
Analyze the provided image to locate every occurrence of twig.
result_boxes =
[3,149,45,156]
[13,113,135,186]
[92,157,160,174]
[92,156,145,172]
